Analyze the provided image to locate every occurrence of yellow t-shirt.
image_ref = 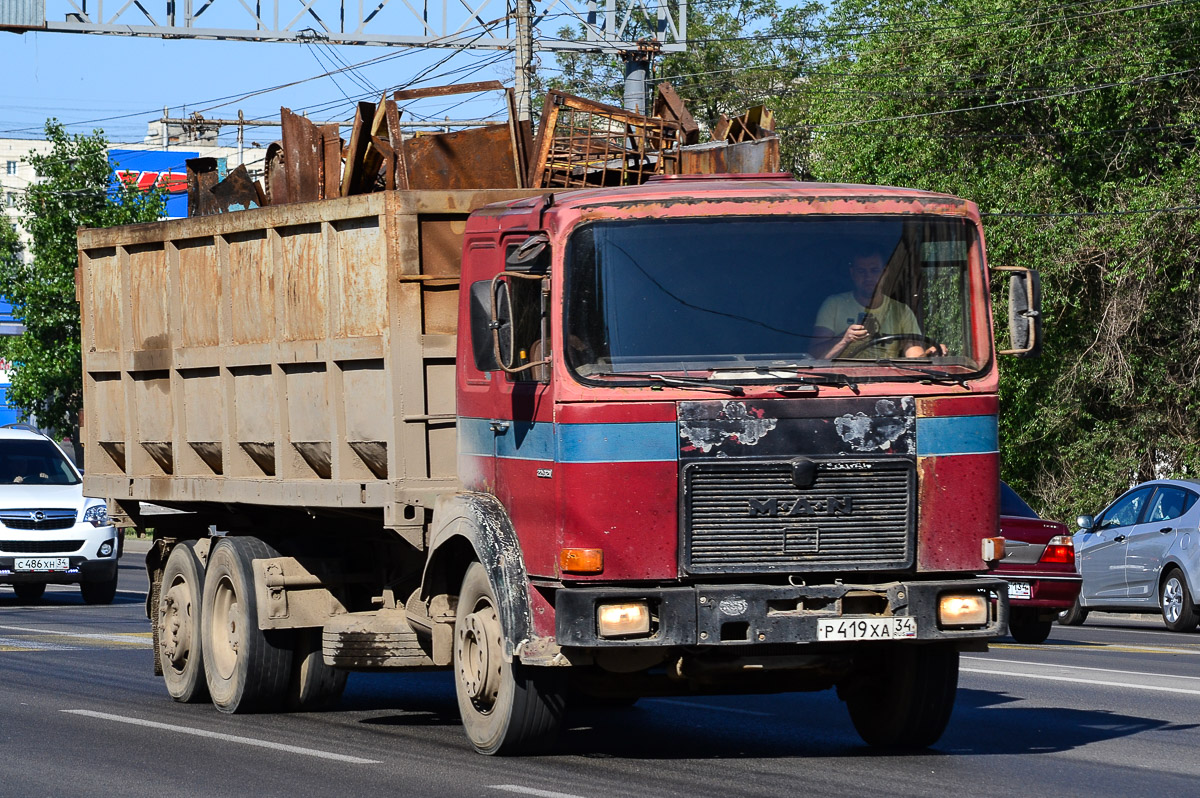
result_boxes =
[815,293,923,358]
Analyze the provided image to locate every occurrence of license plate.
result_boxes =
[14,557,69,572]
[1007,580,1032,600]
[816,617,918,641]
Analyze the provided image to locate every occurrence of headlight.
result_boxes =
[597,602,651,637]
[83,504,108,527]
[938,594,989,627]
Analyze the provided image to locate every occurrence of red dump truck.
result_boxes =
[76,174,1040,754]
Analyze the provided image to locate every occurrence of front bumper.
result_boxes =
[556,577,1008,647]
[0,525,120,585]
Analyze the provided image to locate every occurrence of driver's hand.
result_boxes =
[905,343,948,358]
[841,324,870,346]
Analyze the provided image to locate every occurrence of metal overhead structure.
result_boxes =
[1,0,685,118]
[0,0,686,52]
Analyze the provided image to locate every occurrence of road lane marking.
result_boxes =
[966,656,1200,682]
[0,637,82,651]
[0,624,153,647]
[644,698,772,717]
[963,660,1200,697]
[492,786,588,798]
[62,710,381,764]
[992,641,1200,656]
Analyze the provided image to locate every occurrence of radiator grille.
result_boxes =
[683,460,914,574]
[0,540,84,554]
[0,510,77,531]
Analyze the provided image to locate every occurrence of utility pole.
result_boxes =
[621,39,661,114]
[514,0,534,122]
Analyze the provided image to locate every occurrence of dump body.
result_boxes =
[77,189,539,532]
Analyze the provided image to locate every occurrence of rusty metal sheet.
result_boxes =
[186,157,221,217]
[341,100,382,197]
[402,124,522,190]
[714,106,777,144]
[677,136,781,175]
[654,82,699,145]
[530,90,681,188]
[281,107,323,203]
[264,142,286,205]
[209,164,263,213]
[320,124,342,199]
[392,80,505,101]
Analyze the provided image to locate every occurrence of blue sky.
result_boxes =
[0,28,526,146]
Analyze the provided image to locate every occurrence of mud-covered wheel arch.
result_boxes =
[420,492,534,666]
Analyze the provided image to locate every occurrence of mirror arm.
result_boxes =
[490,271,552,375]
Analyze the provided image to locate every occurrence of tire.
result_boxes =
[157,541,208,702]
[288,628,347,711]
[1008,609,1053,644]
[80,572,119,605]
[201,537,295,713]
[453,562,565,755]
[13,582,46,603]
[1058,596,1089,626]
[1160,568,1199,632]
[842,643,959,749]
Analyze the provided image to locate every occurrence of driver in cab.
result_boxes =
[812,253,941,359]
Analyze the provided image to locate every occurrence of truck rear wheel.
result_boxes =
[201,536,294,713]
[158,541,208,702]
[842,643,958,749]
[453,562,564,755]
[289,628,347,711]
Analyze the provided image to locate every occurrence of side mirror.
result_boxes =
[993,267,1042,357]
[490,272,550,375]
[1076,515,1094,531]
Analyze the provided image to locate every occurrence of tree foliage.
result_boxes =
[793,0,1200,519]
[0,120,164,440]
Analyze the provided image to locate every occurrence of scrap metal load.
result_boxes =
[185,82,781,215]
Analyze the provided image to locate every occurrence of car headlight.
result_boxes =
[83,504,108,527]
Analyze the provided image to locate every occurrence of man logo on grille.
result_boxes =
[748,497,853,517]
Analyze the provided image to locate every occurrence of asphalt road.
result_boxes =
[2,547,1198,798]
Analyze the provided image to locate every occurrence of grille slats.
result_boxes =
[684,460,915,574]
[0,540,84,554]
[0,509,78,531]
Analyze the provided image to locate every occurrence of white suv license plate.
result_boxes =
[817,617,918,641]
[1007,580,1032,600]
[14,557,69,572]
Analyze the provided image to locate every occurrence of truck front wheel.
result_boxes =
[158,541,208,702]
[453,562,564,755]
[201,536,294,713]
[841,643,959,749]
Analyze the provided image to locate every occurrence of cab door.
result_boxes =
[1078,487,1153,602]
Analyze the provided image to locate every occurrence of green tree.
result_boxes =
[797,0,1200,519]
[0,120,164,443]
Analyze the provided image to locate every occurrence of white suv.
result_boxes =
[0,426,119,604]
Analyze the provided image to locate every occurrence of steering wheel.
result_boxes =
[847,333,942,357]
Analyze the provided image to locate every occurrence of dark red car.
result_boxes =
[992,482,1082,643]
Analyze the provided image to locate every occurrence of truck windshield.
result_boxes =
[565,215,984,383]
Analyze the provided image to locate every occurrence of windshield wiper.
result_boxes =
[591,372,745,395]
[709,367,860,393]
[835,359,969,386]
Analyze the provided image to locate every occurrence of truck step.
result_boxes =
[322,610,436,669]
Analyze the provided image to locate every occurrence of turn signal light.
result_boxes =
[560,548,603,574]
[939,594,989,627]
[1039,535,1075,564]
[981,537,1005,562]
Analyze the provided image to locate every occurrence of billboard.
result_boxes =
[109,149,226,219]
